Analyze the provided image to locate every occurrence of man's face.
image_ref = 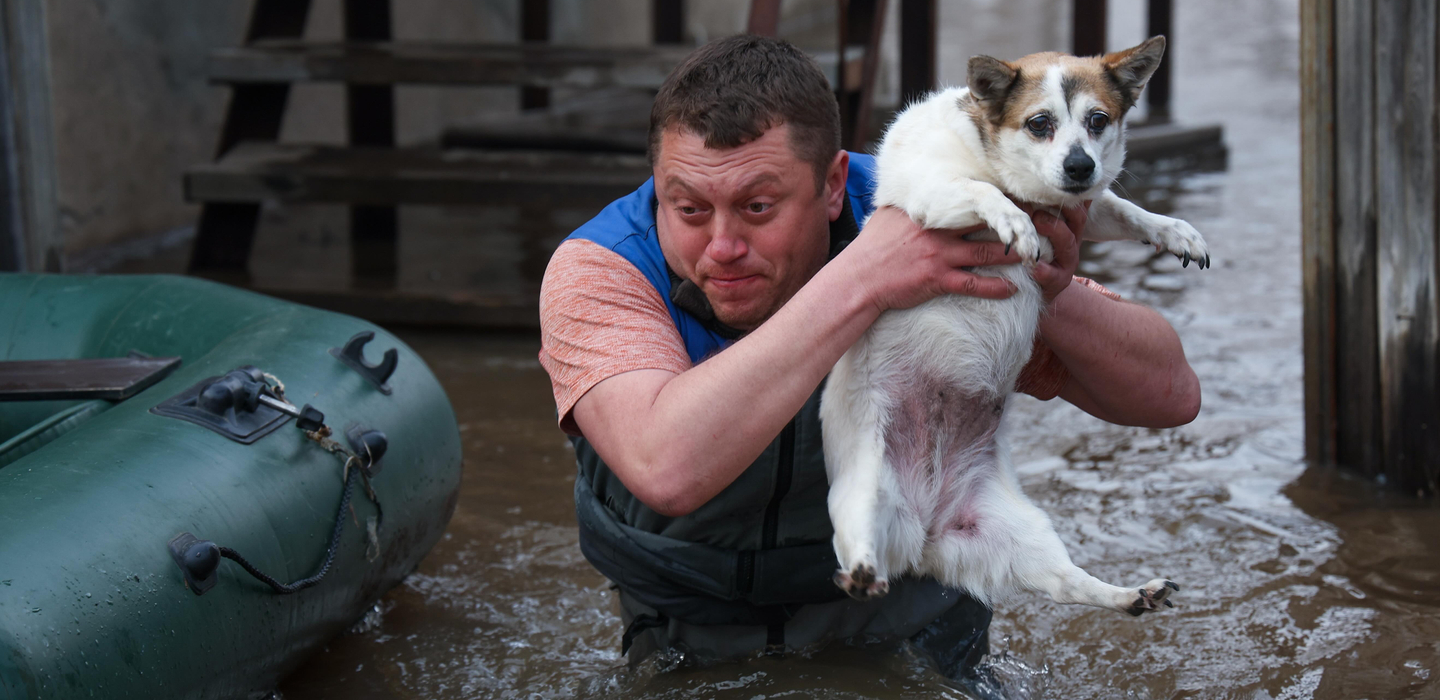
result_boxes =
[654,124,846,331]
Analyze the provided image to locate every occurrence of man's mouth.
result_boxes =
[707,274,761,291]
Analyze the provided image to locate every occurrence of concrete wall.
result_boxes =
[47,0,1104,259]
[45,0,248,257]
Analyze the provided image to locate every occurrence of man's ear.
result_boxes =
[1103,35,1166,109]
[825,149,850,222]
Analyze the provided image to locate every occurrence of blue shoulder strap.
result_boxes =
[566,152,877,364]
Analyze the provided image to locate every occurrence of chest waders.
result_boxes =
[567,154,991,671]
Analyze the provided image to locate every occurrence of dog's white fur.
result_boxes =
[820,37,1207,615]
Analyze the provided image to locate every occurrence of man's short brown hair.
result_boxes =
[648,34,842,189]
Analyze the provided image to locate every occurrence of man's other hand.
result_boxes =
[1025,202,1091,304]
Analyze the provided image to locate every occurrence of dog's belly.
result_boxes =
[866,276,1043,539]
[883,376,1002,539]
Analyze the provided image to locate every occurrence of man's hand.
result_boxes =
[1025,202,1091,304]
[839,206,1023,314]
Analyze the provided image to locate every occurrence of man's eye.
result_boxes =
[747,202,772,214]
[1026,114,1051,136]
[678,206,699,215]
[1087,112,1110,133]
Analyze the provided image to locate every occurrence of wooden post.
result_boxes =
[344,0,398,286]
[1072,0,1107,57]
[0,0,60,272]
[520,0,549,110]
[898,0,935,106]
[747,0,781,36]
[653,0,684,45]
[1302,0,1440,496]
[1145,0,1172,122]
[837,0,888,150]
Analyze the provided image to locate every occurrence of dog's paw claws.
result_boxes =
[834,564,890,601]
[1150,219,1210,272]
[1123,577,1180,616]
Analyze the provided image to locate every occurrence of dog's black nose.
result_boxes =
[1063,147,1095,183]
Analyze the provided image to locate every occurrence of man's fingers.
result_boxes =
[1060,202,1090,238]
[943,240,1020,268]
[931,222,989,237]
[942,271,1017,299]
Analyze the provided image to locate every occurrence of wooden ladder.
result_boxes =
[183,0,905,327]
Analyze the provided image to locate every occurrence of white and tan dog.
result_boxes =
[820,37,1208,615]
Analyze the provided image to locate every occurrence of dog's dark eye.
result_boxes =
[1026,114,1051,136]
[1087,112,1110,133]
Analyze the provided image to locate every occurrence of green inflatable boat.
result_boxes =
[0,274,463,699]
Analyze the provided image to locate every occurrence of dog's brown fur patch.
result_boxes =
[963,37,1167,140]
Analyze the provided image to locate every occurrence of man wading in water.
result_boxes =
[538,35,1200,680]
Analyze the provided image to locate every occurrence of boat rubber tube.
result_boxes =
[0,274,463,700]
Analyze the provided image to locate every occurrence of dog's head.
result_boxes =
[962,36,1166,205]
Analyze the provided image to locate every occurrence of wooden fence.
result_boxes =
[1302,0,1439,496]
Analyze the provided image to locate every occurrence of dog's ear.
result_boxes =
[1103,35,1166,109]
[967,55,1018,115]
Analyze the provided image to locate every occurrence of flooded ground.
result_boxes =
[264,1,1440,697]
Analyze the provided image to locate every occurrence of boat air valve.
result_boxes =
[158,366,389,596]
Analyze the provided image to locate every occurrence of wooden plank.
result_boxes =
[0,0,61,272]
[206,41,694,89]
[1374,0,1439,495]
[0,357,181,401]
[185,142,651,207]
[1123,122,1225,164]
[1332,0,1380,477]
[1300,0,1338,466]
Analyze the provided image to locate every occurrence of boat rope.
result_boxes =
[215,464,360,594]
[209,374,386,593]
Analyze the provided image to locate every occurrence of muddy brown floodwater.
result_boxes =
[276,1,1439,698]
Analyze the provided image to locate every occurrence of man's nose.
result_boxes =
[705,214,748,263]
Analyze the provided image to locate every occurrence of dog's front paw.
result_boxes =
[1149,218,1211,270]
[983,206,1043,264]
[834,563,890,601]
[1123,578,1180,616]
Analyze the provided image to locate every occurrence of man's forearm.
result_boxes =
[1040,280,1201,427]
[575,256,880,516]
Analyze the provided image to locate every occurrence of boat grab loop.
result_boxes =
[165,370,388,596]
[329,331,399,395]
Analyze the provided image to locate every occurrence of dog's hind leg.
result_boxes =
[820,345,901,601]
[924,443,1180,616]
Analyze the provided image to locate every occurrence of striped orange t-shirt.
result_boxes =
[538,239,1121,436]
